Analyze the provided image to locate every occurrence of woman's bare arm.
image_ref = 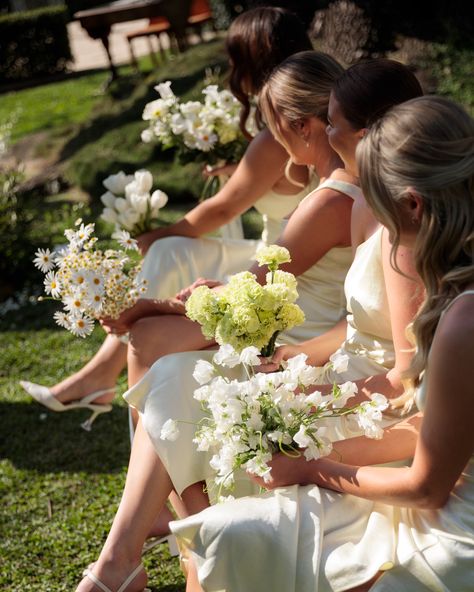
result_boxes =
[137,129,305,253]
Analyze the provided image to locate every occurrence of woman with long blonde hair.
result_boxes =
[177,95,474,592]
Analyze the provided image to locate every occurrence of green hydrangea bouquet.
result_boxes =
[185,245,304,356]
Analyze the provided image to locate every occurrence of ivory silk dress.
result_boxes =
[139,179,318,300]
[124,180,363,497]
[169,292,474,592]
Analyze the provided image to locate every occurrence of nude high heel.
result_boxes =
[19,381,114,431]
[83,564,150,592]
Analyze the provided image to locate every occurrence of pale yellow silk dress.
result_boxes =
[139,180,318,300]
[170,292,474,592]
[124,180,361,496]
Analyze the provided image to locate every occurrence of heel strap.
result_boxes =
[81,389,115,405]
[118,564,144,592]
[84,564,143,592]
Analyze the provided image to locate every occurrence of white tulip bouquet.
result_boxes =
[34,220,147,338]
[100,169,168,236]
[185,245,305,357]
[161,345,388,493]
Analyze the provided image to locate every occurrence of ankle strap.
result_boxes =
[84,564,143,592]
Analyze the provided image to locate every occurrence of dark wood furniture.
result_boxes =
[125,0,214,72]
[74,0,192,80]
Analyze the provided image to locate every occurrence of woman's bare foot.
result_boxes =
[49,370,116,405]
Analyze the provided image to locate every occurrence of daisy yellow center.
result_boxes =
[77,320,85,328]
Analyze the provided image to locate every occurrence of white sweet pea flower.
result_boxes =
[239,346,261,366]
[100,191,118,208]
[193,384,211,402]
[329,351,350,374]
[160,418,180,441]
[305,389,323,407]
[244,451,273,482]
[193,359,216,385]
[332,381,358,408]
[103,171,134,194]
[213,344,240,368]
[150,189,168,210]
[303,437,332,460]
[293,425,313,448]
[154,81,175,100]
[141,128,154,143]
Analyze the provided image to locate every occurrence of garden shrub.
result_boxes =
[0,5,72,84]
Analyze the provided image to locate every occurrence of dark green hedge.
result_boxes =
[0,6,72,84]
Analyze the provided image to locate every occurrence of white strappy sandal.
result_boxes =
[83,564,150,592]
[19,380,114,431]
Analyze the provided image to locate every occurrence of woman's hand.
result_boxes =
[176,278,223,303]
[249,452,313,490]
[255,343,304,373]
[136,228,162,256]
[100,300,148,335]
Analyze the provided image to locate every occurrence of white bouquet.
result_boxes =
[185,245,304,356]
[141,81,249,166]
[161,345,388,493]
[34,220,147,337]
[100,169,168,236]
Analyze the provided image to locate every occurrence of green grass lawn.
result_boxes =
[0,324,187,591]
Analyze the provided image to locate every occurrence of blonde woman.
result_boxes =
[177,96,474,592]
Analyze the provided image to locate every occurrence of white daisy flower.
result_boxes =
[53,310,71,329]
[33,248,55,273]
[44,271,62,298]
[64,294,85,313]
[112,230,138,251]
[69,314,95,338]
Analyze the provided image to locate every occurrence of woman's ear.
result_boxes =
[357,127,368,139]
[405,188,424,224]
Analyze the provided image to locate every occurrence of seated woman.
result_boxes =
[176,95,474,592]
[76,57,424,592]
[20,6,316,416]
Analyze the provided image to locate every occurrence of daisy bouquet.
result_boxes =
[161,345,388,492]
[185,245,305,357]
[100,169,168,236]
[34,221,147,337]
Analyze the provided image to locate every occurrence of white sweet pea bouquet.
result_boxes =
[185,245,304,356]
[34,220,147,337]
[100,169,168,236]
[161,345,388,492]
[141,80,249,166]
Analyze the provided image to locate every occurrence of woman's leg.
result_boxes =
[127,315,211,538]
[127,315,211,387]
[51,335,127,404]
[76,420,181,591]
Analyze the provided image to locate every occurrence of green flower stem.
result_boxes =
[260,330,279,358]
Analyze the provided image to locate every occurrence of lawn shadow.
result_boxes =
[0,400,130,473]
